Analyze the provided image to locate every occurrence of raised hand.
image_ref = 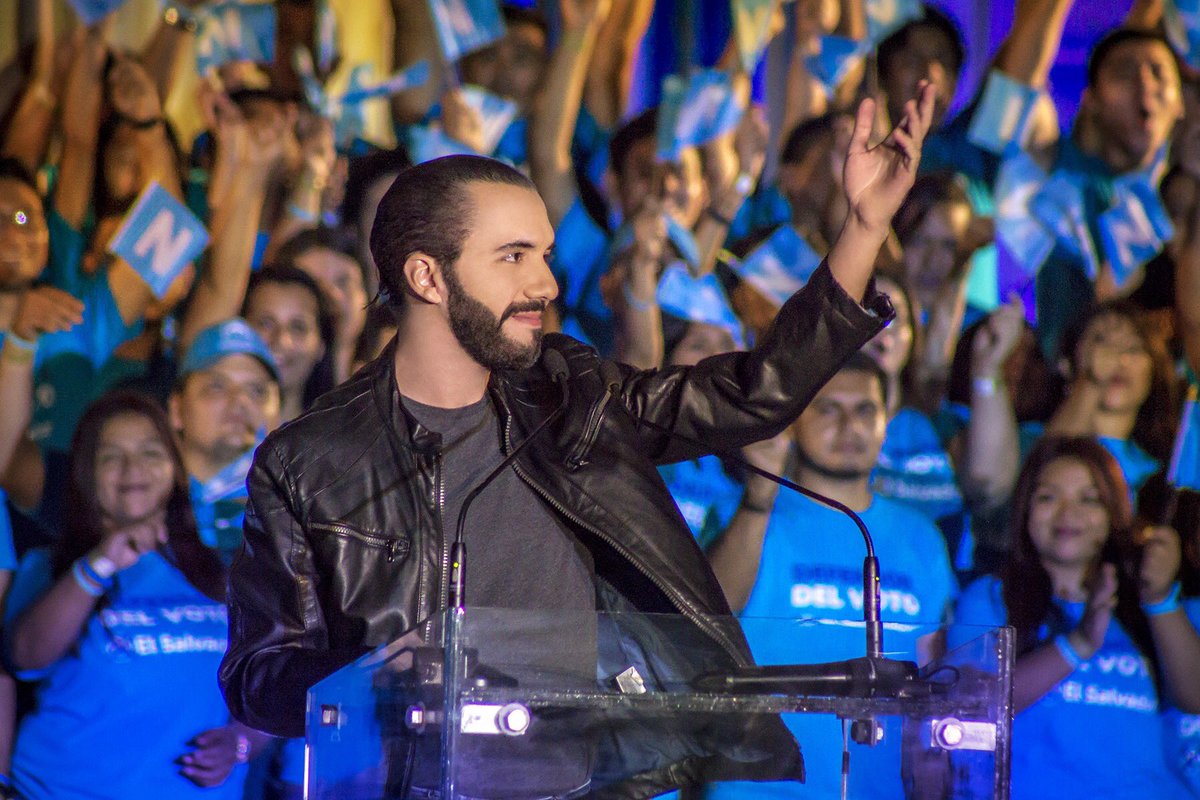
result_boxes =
[1138,525,1182,606]
[11,286,85,342]
[440,88,486,154]
[106,56,162,123]
[1070,562,1118,660]
[843,81,937,234]
[91,517,168,574]
[971,296,1026,379]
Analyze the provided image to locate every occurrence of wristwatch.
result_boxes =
[235,733,252,764]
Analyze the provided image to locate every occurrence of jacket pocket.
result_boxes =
[309,520,411,563]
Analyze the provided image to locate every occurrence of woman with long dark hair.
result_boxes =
[949,437,1200,800]
[3,391,266,798]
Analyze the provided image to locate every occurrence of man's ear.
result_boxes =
[403,254,445,305]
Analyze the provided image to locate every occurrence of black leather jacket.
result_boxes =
[220,263,891,789]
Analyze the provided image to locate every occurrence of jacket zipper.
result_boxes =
[503,416,749,667]
[426,450,447,642]
[309,521,405,561]
[565,386,612,470]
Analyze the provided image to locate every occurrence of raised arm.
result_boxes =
[1140,525,1200,712]
[1,0,58,173]
[54,22,108,230]
[178,93,283,354]
[961,299,1024,510]
[693,104,768,277]
[829,81,935,301]
[583,0,653,129]
[529,0,611,227]
[610,197,667,370]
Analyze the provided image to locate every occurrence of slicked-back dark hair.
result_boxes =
[877,5,966,80]
[368,155,535,318]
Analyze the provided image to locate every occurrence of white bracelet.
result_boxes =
[972,376,998,397]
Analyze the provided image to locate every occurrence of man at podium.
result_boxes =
[219,84,937,796]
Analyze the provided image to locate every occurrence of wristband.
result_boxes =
[972,376,998,397]
[235,733,252,763]
[1143,582,1182,616]
[83,555,117,588]
[72,560,106,597]
[1053,633,1085,670]
[5,332,36,353]
[112,112,166,131]
[286,203,318,224]
[622,281,655,313]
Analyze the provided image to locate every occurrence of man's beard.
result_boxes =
[443,266,544,371]
[794,446,873,483]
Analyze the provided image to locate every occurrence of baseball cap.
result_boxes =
[178,318,280,383]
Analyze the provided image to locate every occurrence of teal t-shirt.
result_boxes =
[5,549,244,800]
[659,456,743,550]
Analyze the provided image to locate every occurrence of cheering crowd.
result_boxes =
[1,0,1200,797]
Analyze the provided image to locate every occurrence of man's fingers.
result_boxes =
[849,97,875,156]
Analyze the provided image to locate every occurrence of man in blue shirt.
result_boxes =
[170,318,281,563]
[707,353,957,799]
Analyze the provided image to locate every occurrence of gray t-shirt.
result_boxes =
[402,394,595,612]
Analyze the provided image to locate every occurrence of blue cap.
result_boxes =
[179,318,280,383]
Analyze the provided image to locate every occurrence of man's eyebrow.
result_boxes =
[495,239,539,252]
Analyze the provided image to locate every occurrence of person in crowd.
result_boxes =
[170,319,281,564]
[221,77,935,794]
[272,228,370,385]
[350,304,398,376]
[242,265,336,425]
[948,436,1200,800]
[1046,301,1178,498]
[706,353,957,799]
[2,390,271,799]
[865,271,967,534]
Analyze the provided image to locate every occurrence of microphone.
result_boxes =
[447,349,571,611]
[630,408,920,699]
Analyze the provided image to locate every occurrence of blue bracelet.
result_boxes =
[71,560,105,597]
[1053,633,1084,670]
[4,333,36,353]
[1143,582,1182,616]
[79,557,115,590]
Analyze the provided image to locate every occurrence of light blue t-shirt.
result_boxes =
[659,456,742,550]
[1098,436,1160,499]
[1161,598,1200,797]
[553,197,613,353]
[949,575,1191,800]
[5,549,244,800]
[707,492,957,800]
[872,406,964,524]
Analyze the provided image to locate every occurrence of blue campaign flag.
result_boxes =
[194,1,277,76]
[994,151,1055,278]
[67,0,129,25]
[732,224,822,306]
[609,215,702,271]
[656,262,745,348]
[1169,384,1200,490]
[865,0,923,44]
[656,69,746,162]
[407,124,480,164]
[805,36,867,99]
[967,70,1041,156]
[107,182,209,299]
[459,86,520,154]
[1098,181,1173,290]
[1165,0,1200,71]
[1029,171,1100,278]
[731,0,779,74]
[429,0,506,63]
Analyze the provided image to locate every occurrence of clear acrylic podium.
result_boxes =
[305,609,1013,799]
